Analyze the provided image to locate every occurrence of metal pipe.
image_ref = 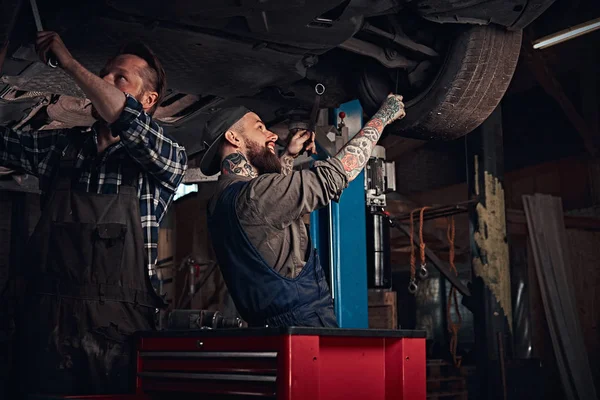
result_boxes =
[327,204,336,300]
[29,0,59,68]
[331,202,342,303]
[373,213,384,287]
[362,22,439,58]
[338,37,418,69]
[394,200,477,223]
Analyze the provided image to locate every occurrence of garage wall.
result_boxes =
[566,229,600,387]
[158,183,239,318]
[401,155,599,212]
[396,154,600,393]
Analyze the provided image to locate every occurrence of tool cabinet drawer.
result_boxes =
[134,327,427,400]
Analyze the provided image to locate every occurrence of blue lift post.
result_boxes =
[310,99,369,328]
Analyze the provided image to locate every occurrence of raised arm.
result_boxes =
[35,32,187,191]
[110,95,188,192]
[237,95,405,228]
[36,32,128,124]
[335,94,405,180]
[278,96,405,179]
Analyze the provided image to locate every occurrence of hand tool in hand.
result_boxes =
[30,0,59,68]
[302,83,325,156]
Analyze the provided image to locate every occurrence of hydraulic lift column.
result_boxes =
[365,145,395,290]
[310,99,369,328]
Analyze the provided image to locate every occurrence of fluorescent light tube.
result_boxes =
[533,17,600,49]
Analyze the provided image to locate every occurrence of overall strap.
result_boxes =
[56,131,86,182]
[41,131,87,210]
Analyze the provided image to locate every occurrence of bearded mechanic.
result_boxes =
[0,33,187,396]
[200,94,405,327]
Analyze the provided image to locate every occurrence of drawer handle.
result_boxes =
[138,371,277,383]
[139,351,278,359]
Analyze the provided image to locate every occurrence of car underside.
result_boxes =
[0,0,555,158]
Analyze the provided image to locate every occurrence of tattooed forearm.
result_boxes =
[335,122,381,181]
[335,95,405,181]
[221,150,258,178]
[280,154,295,176]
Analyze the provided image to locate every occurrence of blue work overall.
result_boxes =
[208,181,338,328]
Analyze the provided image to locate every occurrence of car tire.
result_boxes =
[358,24,522,140]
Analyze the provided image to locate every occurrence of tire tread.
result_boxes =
[393,24,522,140]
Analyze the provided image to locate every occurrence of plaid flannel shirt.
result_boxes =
[0,94,188,277]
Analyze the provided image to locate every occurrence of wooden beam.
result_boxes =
[521,31,599,156]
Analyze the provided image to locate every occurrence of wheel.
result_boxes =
[358,24,522,140]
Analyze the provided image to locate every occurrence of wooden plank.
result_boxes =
[368,306,395,329]
[566,229,600,385]
[368,289,396,305]
[368,290,397,329]
[523,194,598,400]
[507,208,600,232]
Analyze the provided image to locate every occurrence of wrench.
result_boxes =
[29,0,59,68]
[302,83,325,156]
[286,83,325,156]
[307,83,325,133]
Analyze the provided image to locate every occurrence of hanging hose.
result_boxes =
[408,209,418,294]
[408,206,429,294]
[446,216,463,368]
[380,206,466,353]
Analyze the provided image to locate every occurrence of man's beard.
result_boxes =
[246,139,282,175]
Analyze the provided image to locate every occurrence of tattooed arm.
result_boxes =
[221,150,258,178]
[280,154,295,176]
[336,94,405,181]
[280,129,316,176]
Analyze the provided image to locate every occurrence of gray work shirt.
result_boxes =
[208,158,349,278]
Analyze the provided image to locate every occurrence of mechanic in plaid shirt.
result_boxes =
[1,33,187,396]
[0,95,186,279]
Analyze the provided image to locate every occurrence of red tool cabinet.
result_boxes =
[135,327,426,400]
[28,397,145,400]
